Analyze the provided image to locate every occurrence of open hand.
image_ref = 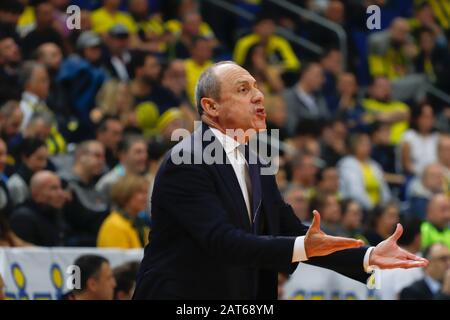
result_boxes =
[369,223,429,269]
[305,210,365,258]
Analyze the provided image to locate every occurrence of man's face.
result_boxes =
[141,56,161,84]
[24,146,48,172]
[0,140,7,173]
[83,46,102,64]
[0,273,5,300]
[28,66,50,99]
[390,20,410,44]
[254,19,275,39]
[100,120,123,151]
[286,189,309,221]
[428,195,450,229]
[122,141,148,174]
[191,40,212,63]
[91,262,116,300]
[35,3,54,29]
[426,245,450,282]
[83,143,105,177]
[423,165,444,193]
[36,175,66,209]
[0,37,21,65]
[183,14,201,36]
[370,78,392,101]
[4,107,23,137]
[438,136,450,167]
[320,168,339,194]
[38,43,63,72]
[302,64,325,92]
[213,64,266,135]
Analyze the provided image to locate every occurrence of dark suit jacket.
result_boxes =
[400,279,450,300]
[133,123,369,300]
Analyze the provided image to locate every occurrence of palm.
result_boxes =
[369,224,428,269]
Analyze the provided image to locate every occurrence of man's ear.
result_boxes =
[200,97,219,117]
[86,277,97,293]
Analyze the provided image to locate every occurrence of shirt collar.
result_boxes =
[210,127,242,155]
[22,91,40,105]
[424,274,441,294]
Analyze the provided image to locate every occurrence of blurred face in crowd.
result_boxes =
[300,63,325,93]
[319,167,339,194]
[390,18,411,45]
[35,2,54,29]
[82,142,105,177]
[337,73,358,97]
[26,65,50,99]
[419,30,435,54]
[285,187,310,221]
[97,119,123,152]
[438,135,450,167]
[0,37,21,66]
[321,49,342,76]
[266,95,286,127]
[294,155,317,187]
[191,39,212,64]
[342,201,363,231]
[325,1,344,24]
[33,173,66,209]
[332,120,347,141]
[425,244,450,282]
[37,43,63,73]
[125,184,149,216]
[24,117,52,140]
[182,12,201,36]
[353,134,371,160]
[23,145,48,173]
[129,0,148,17]
[422,164,444,193]
[0,139,7,173]
[416,104,435,134]
[322,195,342,224]
[370,77,392,102]
[89,262,116,300]
[377,204,399,235]
[104,0,121,10]
[162,60,186,95]
[121,141,148,174]
[139,55,161,85]
[0,273,5,300]
[201,63,266,141]
[108,35,130,55]
[427,194,450,229]
[50,0,69,10]
[2,104,23,138]
[79,10,92,31]
[372,123,390,145]
[254,19,275,39]
[83,45,102,64]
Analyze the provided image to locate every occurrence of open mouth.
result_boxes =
[255,107,266,117]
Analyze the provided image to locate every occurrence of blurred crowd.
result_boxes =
[0,0,449,300]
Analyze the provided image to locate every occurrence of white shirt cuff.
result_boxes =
[363,246,375,273]
[292,236,308,262]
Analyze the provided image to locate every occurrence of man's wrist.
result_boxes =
[363,247,375,273]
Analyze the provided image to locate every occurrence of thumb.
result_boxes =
[390,223,403,242]
[310,210,321,232]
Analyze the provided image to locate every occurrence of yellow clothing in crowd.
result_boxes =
[362,99,409,144]
[164,19,215,39]
[415,0,450,30]
[97,210,150,249]
[233,34,300,71]
[91,8,137,34]
[184,58,213,107]
[359,162,381,207]
[368,48,410,80]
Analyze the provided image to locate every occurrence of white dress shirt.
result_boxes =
[210,128,373,271]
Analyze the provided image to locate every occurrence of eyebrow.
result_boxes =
[234,79,257,86]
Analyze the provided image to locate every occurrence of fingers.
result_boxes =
[401,248,429,263]
[310,210,321,231]
[383,260,429,269]
[389,223,403,242]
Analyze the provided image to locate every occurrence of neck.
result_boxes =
[298,82,312,94]
[73,291,96,300]
[201,116,249,144]
[122,206,139,218]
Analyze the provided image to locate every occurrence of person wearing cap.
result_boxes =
[103,24,133,81]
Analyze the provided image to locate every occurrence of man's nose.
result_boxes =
[252,88,264,104]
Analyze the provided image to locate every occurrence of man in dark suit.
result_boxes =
[133,61,427,300]
[400,243,450,300]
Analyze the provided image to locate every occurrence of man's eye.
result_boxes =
[239,87,248,93]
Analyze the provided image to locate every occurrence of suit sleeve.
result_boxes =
[152,160,297,273]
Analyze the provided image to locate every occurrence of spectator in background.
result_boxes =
[96,135,148,201]
[0,138,13,217]
[319,48,343,113]
[62,141,109,247]
[91,0,136,37]
[316,166,340,198]
[289,153,319,199]
[264,95,287,141]
[437,134,450,183]
[310,193,344,236]
[340,199,367,242]
[57,31,107,142]
[242,43,285,95]
[95,116,123,170]
[113,261,140,300]
[19,61,66,154]
[97,174,150,249]
[410,2,448,45]
[184,36,213,108]
[66,254,116,300]
[400,103,439,176]
[0,100,23,147]
[379,217,425,300]
[103,24,133,81]
[283,185,311,224]
[364,201,400,246]
[7,138,48,206]
[0,33,22,104]
[283,63,329,137]
[166,10,216,60]
[421,194,450,249]
[400,243,450,300]
[407,163,446,219]
[335,72,369,133]
[0,0,24,42]
[319,119,347,167]
[338,133,391,211]
[10,170,67,246]
[362,77,410,145]
[233,13,300,73]
[21,1,64,58]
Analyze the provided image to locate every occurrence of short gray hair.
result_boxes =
[194,61,237,115]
